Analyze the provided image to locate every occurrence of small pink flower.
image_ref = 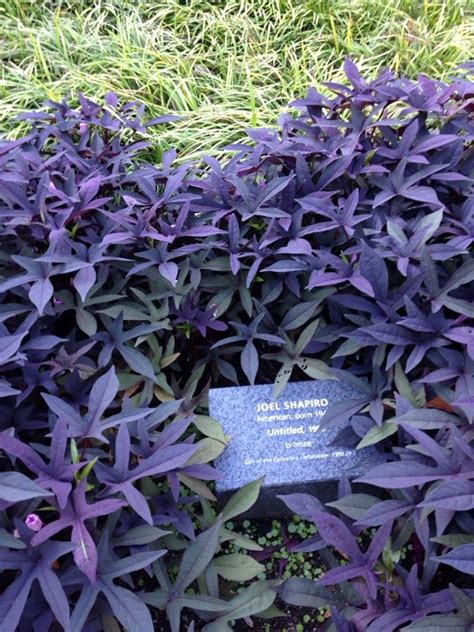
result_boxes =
[53,297,63,306]
[79,122,88,135]
[25,513,43,532]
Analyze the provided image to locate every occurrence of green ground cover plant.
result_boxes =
[1,0,473,159]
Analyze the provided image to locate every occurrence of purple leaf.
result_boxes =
[357,499,414,526]
[432,544,474,574]
[241,340,258,385]
[88,366,119,425]
[0,472,52,502]
[159,261,179,286]
[311,510,362,561]
[72,521,99,583]
[73,266,96,302]
[420,481,474,511]
[277,493,324,521]
[28,278,54,314]
[356,462,444,488]
[0,332,27,364]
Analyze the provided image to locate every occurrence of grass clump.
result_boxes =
[1,0,473,159]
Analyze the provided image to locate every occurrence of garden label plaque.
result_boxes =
[209,380,380,514]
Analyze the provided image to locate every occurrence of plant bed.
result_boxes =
[0,60,473,631]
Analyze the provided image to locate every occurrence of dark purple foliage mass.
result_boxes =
[0,60,473,630]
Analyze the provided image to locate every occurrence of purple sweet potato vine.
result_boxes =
[0,60,473,631]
